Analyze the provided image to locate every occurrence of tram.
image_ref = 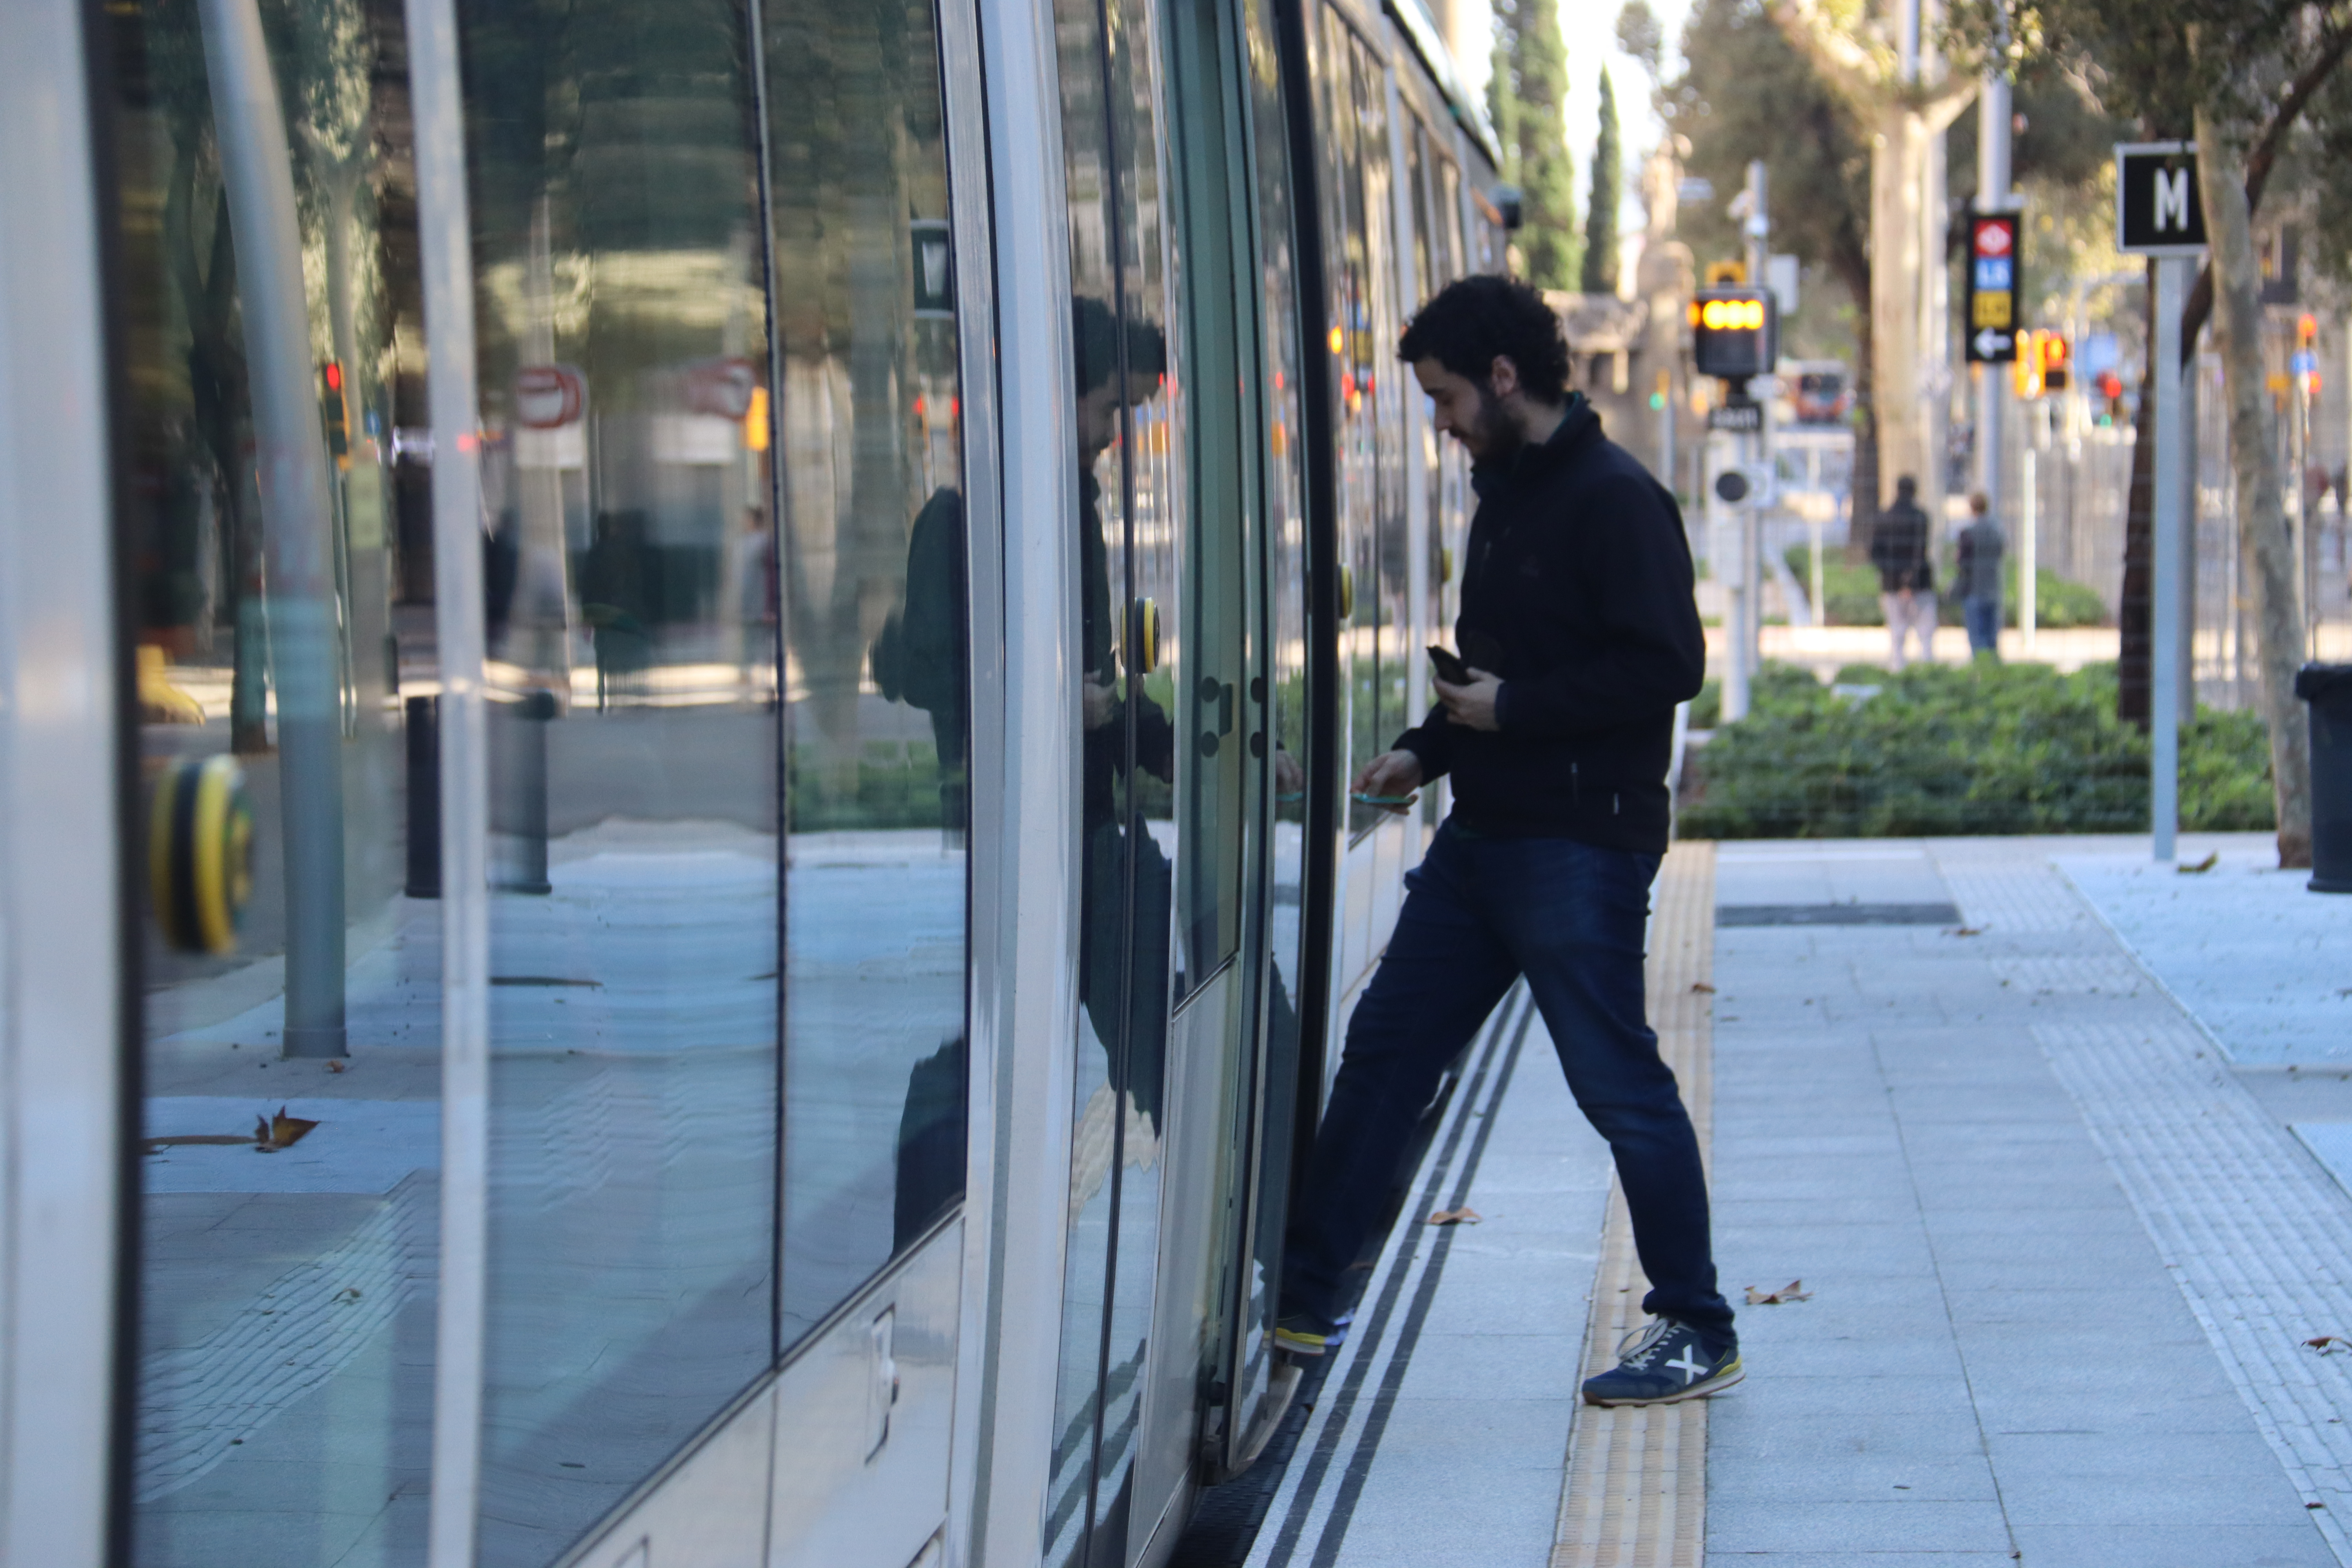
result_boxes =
[0,0,1509,1561]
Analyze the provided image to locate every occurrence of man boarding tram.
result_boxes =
[1276,275,1740,1406]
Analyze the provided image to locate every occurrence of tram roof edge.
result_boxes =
[1382,0,1503,168]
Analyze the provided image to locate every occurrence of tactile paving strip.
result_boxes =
[1551,842,1715,1568]
[2042,1016,2352,1563]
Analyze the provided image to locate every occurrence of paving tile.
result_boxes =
[2007,1522,2335,1568]
[1704,1498,2013,1554]
[1705,1451,1997,1503]
[1714,1374,1979,1416]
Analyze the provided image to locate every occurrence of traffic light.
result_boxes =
[2039,332,2069,392]
[2012,330,2044,399]
[2095,369,2124,426]
[1688,289,1775,379]
[319,362,349,460]
[2301,314,2321,347]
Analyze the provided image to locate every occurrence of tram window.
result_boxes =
[102,0,445,1557]
[457,0,785,1557]
[1318,16,1405,838]
[760,0,971,1348]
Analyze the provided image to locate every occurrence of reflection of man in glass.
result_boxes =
[1072,297,1174,1138]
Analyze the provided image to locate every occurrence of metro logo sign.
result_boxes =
[1964,214,2020,363]
[2116,142,2207,256]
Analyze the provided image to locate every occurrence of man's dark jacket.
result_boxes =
[1870,497,1934,592]
[1394,396,1704,855]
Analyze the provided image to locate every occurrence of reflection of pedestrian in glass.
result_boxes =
[1871,476,1936,671]
[1073,296,1174,1136]
[579,510,654,709]
[732,505,777,678]
[1278,276,1736,1408]
[1956,492,2005,661]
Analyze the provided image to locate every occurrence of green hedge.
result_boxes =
[1782,546,2109,629]
[1680,661,2274,839]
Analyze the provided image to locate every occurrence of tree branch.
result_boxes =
[2180,18,2351,363]
[1764,0,1888,112]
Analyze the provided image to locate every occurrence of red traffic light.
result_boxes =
[322,361,343,392]
[2301,314,2321,346]
[2097,370,2123,400]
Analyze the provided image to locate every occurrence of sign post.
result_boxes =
[2116,142,2206,862]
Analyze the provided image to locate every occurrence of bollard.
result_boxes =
[2298,664,2352,893]
[405,695,440,898]
[509,688,557,895]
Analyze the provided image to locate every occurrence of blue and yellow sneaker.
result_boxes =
[1272,1310,1345,1357]
[1579,1317,1742,1406]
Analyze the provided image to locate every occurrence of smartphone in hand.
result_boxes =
[1427,645,1470,685]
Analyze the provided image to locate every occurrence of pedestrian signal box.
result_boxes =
[319,362,349,459]
[2040,332,2069,392]
[1688,289,1775,380]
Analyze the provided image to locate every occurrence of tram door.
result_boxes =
[1044,0,1300,1554]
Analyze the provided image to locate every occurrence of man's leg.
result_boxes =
[1881,592,1904,670]
[1487,838,1735,1346]
[1282,828,1519,1324]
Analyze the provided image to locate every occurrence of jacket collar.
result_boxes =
[1470,392,1598,500]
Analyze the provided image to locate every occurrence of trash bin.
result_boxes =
[2296,663,2352,893]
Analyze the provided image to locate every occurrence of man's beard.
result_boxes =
[1464,381,1521,465]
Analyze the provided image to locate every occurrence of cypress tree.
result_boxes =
[1581,68,1621,294]
[1489,0,1580,289]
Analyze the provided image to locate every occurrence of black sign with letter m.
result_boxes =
[2116,143,2207,255]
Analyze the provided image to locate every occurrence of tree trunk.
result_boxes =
[2196,108,2312,866]
[2117,264,2154,728]
[1868,102,1929,512]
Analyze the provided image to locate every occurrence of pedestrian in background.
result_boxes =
[1956,492,2005,661]
[1871,475,1935,670]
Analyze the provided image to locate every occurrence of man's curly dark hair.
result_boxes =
[1396,274,1572,404]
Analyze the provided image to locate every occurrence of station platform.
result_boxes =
[1186,833,2352,1568]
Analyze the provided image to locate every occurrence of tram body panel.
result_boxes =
[0,6,127,1564]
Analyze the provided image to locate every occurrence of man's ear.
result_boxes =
[1488,355,1521,399]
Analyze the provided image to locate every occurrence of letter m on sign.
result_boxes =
[2154,169,2191,231]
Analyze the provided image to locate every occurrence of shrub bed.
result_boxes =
[1680,661,2274,839]
[1783,546,2109,628]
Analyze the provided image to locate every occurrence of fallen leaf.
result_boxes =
[256,1107,319,1152]
[2307,1336,2349,1355]
[1945,926,1984,938]
[327,1060,346,1074]
[1427,1207,1482,1226]
[1745,1279,1811,1305]
[1690,982,1717,995]
[2178,851,2220,874]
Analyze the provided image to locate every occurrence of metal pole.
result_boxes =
[2151,256,2186,861]
[199,0,348,1058]
[1976,68,2011,521]
[2021,445,2037,655]
[1745,160,1769,692]
[1717,433,1749,721]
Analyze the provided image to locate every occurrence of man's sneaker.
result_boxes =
[1580,1317,1742,1406]
[1273,1310,1344,1357]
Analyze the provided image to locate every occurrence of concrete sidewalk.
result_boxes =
[1708,835,2350,1568]
[1223,834,2352,1567]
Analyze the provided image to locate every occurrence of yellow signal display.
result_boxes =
[1691,288,1774,380]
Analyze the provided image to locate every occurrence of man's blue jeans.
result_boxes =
[1283,821,1734,1343]
[1964,595,2002,657]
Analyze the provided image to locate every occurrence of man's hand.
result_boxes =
[1350,749,1423,811]
[1082,675,1117,731]
[1435,668,1503,732]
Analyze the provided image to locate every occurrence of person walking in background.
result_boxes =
[1956,492,2005,661]
[1871,475,1935,670]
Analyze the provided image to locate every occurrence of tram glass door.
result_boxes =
[1044,0,1300,1549]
